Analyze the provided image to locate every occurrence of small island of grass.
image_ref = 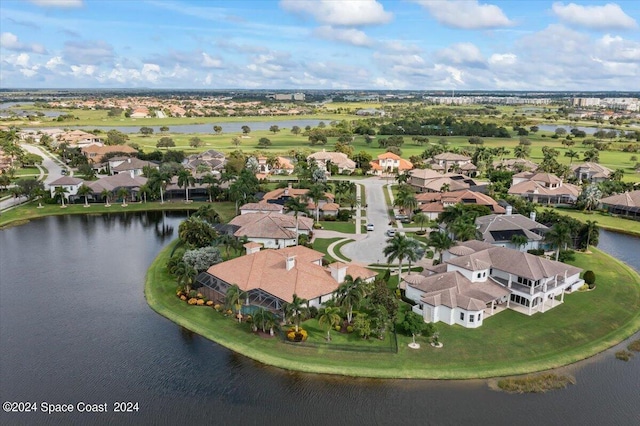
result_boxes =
[497,373,576,393]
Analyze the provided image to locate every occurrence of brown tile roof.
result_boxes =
[434,153,471,161]
[447,245,582,281]
[50,176,84,186]
[406,271,509,311]
[476,214,548,243]
[508,180,580,198]
[600,190,640,208]
[240,202,283,212]
[204,246,335,302]
[87,174,147,193]
[229,212,314,239]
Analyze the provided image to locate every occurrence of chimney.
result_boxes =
[329,262,348,284]
[244,242,261,255]
[530,211,537,222]
[284,182,292,196]
[505,205,512,215]
[285,255,296,271]
[127,158,131,163]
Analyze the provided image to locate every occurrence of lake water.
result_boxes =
[0,213,639,425]
[536,125,618,135]
[33,120,326,135]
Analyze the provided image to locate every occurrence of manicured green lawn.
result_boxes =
[318,220,355,233]
[311,237,343,262]
[332,239,354,262]
[146,244,640,379]
[0,200,237,228]
[550,207,640,237]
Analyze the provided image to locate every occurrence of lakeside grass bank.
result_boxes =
[0,200,237,229]
[145,244,640,379]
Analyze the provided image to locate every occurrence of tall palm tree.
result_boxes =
[383,234,413,289]
[545,223,572,261]
[510,234,529,251]
[101,189,112,206]
[439,203,466,226]
[285,196,308,217]
[413,212,429,231]
[77,184,92,207]
[201,173,218,203]
[173,261,197,294]
[564,149,579,165]
[138,184,151,203]
[583,220,599,250]
[336,275,364,323]
[225,284,246,322]
[283,294,309,332]
[449,218,477,241]
[117,187,129,206]
[318,306,342,341]
[177,169,195,202]
[514,145,530,159]
[305,183,327,222]
[53,185,69,207]
[404,238,423,272]
[427,230,454,263]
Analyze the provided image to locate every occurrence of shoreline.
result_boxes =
[144,241,640,380]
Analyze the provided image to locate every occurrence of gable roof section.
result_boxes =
[601,190,640,208]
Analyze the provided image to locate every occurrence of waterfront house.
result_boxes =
[475,208,549,251]
[600,190,640,220]
[49,176,84,199]
[404,241,583,328]
[196,245,376,313]
[228,212,314,249]
[508,172,580,204]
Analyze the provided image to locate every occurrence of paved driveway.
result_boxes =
[341,177,396,264]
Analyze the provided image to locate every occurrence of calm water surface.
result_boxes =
[1,213,639,426]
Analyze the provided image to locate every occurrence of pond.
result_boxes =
[0,212,638,425]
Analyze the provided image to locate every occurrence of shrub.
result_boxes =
[415,230,426,235]
[196,293,203,298]
[627,340,640,352]
[583,270,596,288]
[425,250,434,259]
[180,295,187,301]
[188,290,198,298]
[346,325,354,333]
[196,299,205,306]
[214,304,221,311]
[188,298,198,305]
[558,250,575,263]
[313,223,323,229]
[336,209,352,221]
[335,325,341,331]
[308,306,318,319]
[527,249,545,256]
[615,350,633,361]
[206,300,214,306]
[287,328,308,341]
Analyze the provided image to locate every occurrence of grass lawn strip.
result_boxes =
[145,245,640,379]
[551,207,640,237]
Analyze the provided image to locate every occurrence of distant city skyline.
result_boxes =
[1,0,639,91]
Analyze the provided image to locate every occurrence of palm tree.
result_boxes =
[427,231,454,263]
[101,189,112,206]
[117,187,129,206]
[449,218,477,241]
[514,145,530,159]
[404,238,423,272]
[53,185,69,207]
[336,275,364,323]
[510,234,529,251]
[334,180,355,205]
[545,223,572,261]
[225,284,246,322]
[138,184,151,203]
[283,294,309,332]
[285,196,308,217]
[77,184,92,207]
[173,261,197,294]
[564,149,579,165]
[383,234,413,289]
[318,306,342,341]
[583,220,598,250]
[252,308,269,333]
[439,203,466,226]
[305,183,327,222]
[177,169,195,202]
[201,173,218,203]
[413,212,429,231]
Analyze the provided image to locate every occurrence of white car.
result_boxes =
[387,229,396,237]
[366,223,374,231]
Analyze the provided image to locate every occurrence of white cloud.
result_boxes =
[414,0,514,29]
[45,56,65,70]
[27,0,84,7]
[0,32,47,54]
[551,2,638,30]
[436,42,485,66]
[201,53,223,68]
[488,53,517,66]
[313,26,372,47]
[280,0,392,26]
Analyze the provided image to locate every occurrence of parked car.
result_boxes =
[366,223,374,231]
[387,229,396,237]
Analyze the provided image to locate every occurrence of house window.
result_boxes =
[477,273,481,278]
[460,312,464,320]
[478,313,482,321]
[470,314,475,322]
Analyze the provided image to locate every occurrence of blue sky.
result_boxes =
[1,0,639,90]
